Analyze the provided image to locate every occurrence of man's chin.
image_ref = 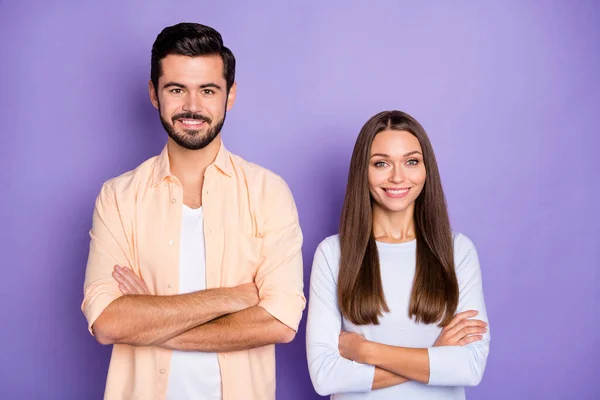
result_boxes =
[169,131,218,150]
[180,129,202,137]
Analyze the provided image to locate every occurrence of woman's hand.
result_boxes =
[434,310,487,347]
[338,331,370,363]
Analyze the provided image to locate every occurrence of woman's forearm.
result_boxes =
[361,342,430,384]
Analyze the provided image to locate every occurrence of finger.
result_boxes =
[339,332,356,342]
[452,326,487,342]
[113,268,132,285]
[112,269,126,284]
[119,276,136,294]
[114,269,140,294]
[113,268,142,295]
[121,268,148,294]
[445,319,487,338]
[458,335,484,346]
[118,283,130,295]
[446,310,479,330]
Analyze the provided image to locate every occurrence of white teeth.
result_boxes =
[385,189,408,194]
[181,120,202,125]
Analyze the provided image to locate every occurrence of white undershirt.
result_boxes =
[166,205,222,400]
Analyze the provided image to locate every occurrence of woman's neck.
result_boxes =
[372,203,416,243]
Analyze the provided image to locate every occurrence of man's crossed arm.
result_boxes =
[92,265,295,352]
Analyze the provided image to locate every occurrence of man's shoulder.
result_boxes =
[230,152,290,192]
[99,155,158,196]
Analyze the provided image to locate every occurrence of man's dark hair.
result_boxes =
[151,22,236,92]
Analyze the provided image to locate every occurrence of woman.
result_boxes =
[306,110,490,399]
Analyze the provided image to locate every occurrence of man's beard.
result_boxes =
[160,109,226,150]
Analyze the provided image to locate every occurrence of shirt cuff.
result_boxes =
[427,346,463,386]
[258,292,305,331]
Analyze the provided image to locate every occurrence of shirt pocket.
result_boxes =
[222,232,264,285]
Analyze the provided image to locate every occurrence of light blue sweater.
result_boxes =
[306,233,490,399]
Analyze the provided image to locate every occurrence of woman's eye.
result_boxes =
[406,159,419,166]
[374,161,388,168]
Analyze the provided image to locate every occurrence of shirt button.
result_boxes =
[168,283,173,288]
[169,240,174,246]
[159,369,165,374]
[171,198,176,204]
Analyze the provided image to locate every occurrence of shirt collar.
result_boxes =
[151,140,233,187]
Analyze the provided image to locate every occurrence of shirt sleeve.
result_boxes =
[254,176,306,331]
[306,239,376,396]
[81,183,133,335]
[427,234,491,386]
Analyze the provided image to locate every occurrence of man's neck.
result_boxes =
[167,135,221,186]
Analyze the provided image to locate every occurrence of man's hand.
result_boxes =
[112,266,150,295]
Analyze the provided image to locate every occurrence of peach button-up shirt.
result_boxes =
[81,141,305,400]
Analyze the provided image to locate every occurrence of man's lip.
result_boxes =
[177,119,207,126]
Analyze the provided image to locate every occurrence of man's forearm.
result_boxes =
[93,288,244,346]
[160,306,295,352]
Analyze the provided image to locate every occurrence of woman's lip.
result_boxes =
[382,187,411,198]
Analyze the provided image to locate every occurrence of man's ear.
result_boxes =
[226,82,237,111]
[149,80,159,109]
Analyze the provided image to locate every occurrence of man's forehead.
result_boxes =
[160,54,225,82]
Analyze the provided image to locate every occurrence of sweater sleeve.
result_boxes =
[306,238,376,396]
[427,234,491,386]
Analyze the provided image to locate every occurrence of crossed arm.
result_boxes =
[337,310,487,387]
[306,236,490,396]
[82,180,305,353]
[92,266,294,351]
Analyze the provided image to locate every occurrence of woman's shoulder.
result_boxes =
[452,232,481,273]
[312,234,342,275]
[315,234,342,257]
[452,232,476,253]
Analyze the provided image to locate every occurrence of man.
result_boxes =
[81,23,305,400]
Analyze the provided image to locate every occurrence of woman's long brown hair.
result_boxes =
[338,110,458,326]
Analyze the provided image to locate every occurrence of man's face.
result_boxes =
[149,54,236,150]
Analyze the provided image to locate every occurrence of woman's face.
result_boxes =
[368,129,427,214]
